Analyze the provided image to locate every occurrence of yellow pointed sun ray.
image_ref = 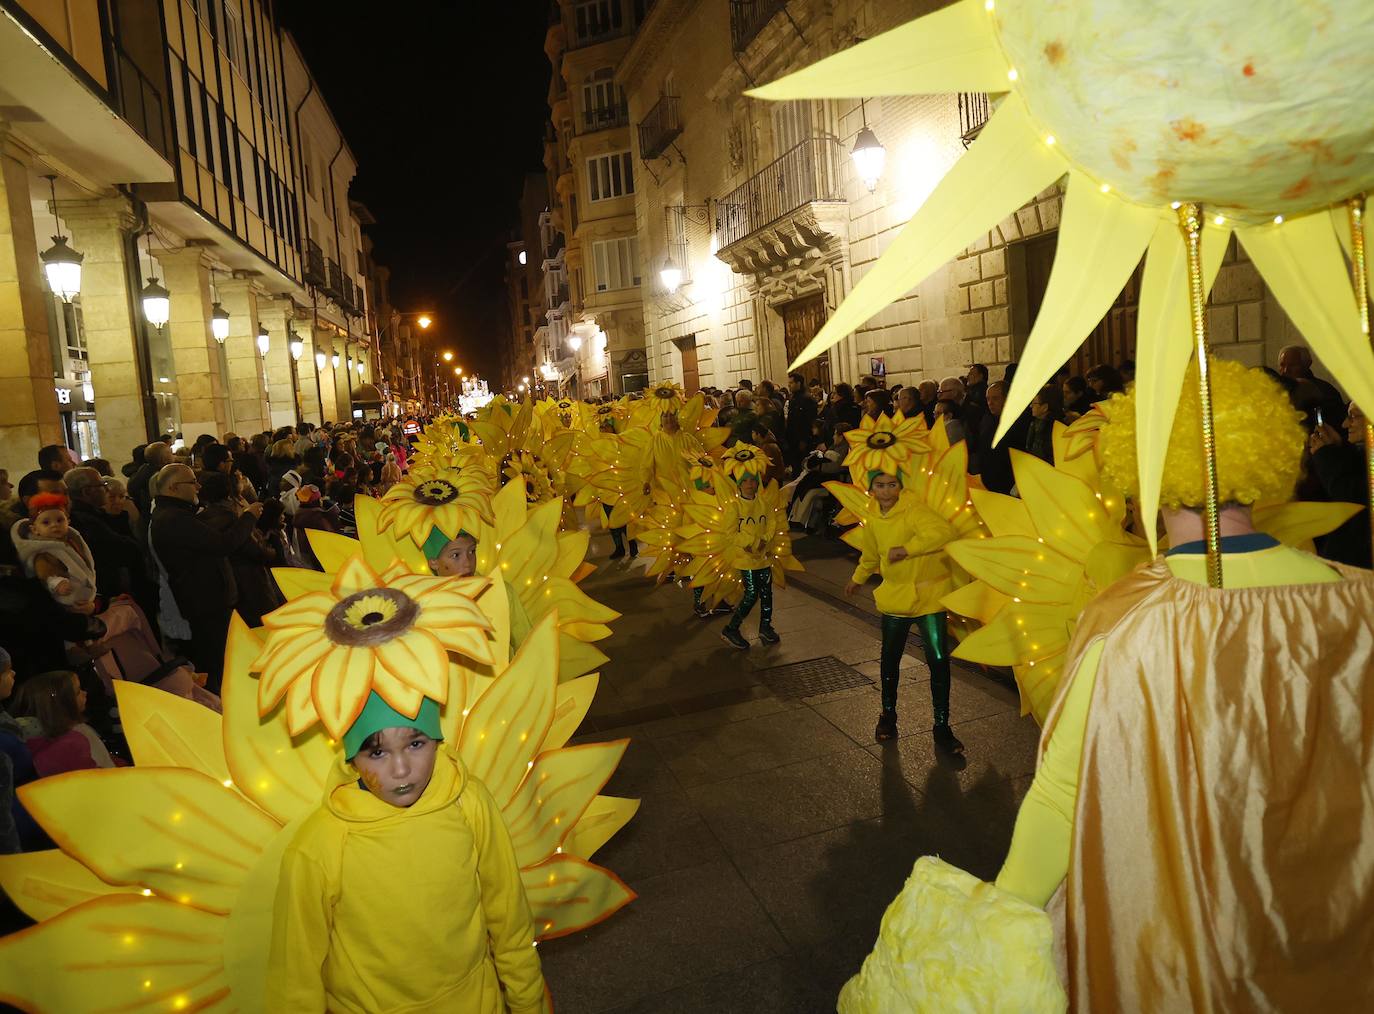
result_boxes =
[1239,212,1374,427]
[786,93,1068,370]
[563,796,641,863]
[114,680,230,785]
[521,854,636,940]
[18,766,280,916]
[0,894,231,1013]
[996,173,1159,440]
[0,849,143,922]
[545,674,599,750]
[746,0,1010,100]
[503,740,629,868]
[1133,217,1231,553]
[1251,500,1363,550]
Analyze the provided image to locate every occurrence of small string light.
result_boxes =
[1273,214,1284,225]
[1007,68,1018,81]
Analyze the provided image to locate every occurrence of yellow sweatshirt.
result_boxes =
[995,537,1341,907]
[730,493,774,570]
[849,494,957,617]
[266,748,548,1014]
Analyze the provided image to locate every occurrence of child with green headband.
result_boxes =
[424,528,533,651]
[267,691,549,1013]
[720,471,781,650]
[843,470,961,752]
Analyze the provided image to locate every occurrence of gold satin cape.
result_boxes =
[1048,559,1374,1011]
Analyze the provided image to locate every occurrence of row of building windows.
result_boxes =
[587,150,634,202]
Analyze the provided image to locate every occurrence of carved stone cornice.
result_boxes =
[713,200,848,278]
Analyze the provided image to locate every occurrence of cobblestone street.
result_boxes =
[541,533,1040,1013]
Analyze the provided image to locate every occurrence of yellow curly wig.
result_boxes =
[1099,357,1305,509]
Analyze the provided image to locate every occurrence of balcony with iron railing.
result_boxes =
[326,259,344,300]
[579,101,630,135]
[305,240,327,285]
[570,5,633,49]
[637,94,682,160]
[716,136,844,249]
[959,92,990,148]
[730,0,789,52]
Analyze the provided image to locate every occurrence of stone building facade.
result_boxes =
[616,0,1337,396]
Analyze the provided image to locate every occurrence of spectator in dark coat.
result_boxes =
[122,445,145,480]
[235,434,271,495]
[821,383,863,437]
[1024,384,1064,464]
[783,372,819,470]
[63,468,156,617]
[965,364,990,410]
[128,441,174,519]
[976,381,1016,495]
[1062,376,1094,420]
[937,376,985,454]
[1308,401,1372,569]
[198,471,283,627]
[148,463,261,693]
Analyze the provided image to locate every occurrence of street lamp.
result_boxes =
[417,315,433,329]
[659,254,683,293]
[567,334,583,352]
[331,352,340,368]
[140,277,171,330]
[851,100,886,193]
[315,350,327,371]
[40,176,82,303]
[290,336,304,361]
[257,325,270,355]
[211,302,230,343]
[442,351,453,362]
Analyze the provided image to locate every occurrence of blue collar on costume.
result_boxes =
[1165,533,1279,557]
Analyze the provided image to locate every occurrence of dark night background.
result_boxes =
[278,1,552,381]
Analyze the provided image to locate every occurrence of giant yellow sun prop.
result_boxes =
[751,0,1374,541]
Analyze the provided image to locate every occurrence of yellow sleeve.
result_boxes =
[265,844,334,1013]
[850,523,880,584]
[994,639,1103,908]
[902,507,957,557]
[464,778,549,1014]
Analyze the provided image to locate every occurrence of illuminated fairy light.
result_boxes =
[1098,183,1111,193]
[1213,214,1226,226]
[1007,67,1018,81]
[1273,214,1284,224]
[1044,134,1056,146]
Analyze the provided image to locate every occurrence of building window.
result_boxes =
[587,151,634,202]
[592,236,641,292]
[224,1,243,71]
[581,68,624,130]
[573,0,623,42]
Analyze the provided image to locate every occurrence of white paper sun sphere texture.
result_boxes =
[995,0,1374,223]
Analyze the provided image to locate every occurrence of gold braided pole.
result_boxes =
[1346,195,1374,568]
[1177,202,1224,588]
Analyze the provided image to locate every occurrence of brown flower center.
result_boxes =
[414,479,459,505]
[866,432,896,448]
[325,588,419,647]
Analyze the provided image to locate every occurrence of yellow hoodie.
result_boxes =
[266,748,548,1014]
[849,493,957,617]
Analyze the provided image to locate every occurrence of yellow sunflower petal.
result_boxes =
[331,554,380,597]
[562,796,641,863]
[310,647,377,738]
[522,855,635,940]
[375,630,449,702]
[946,536,1080,604]
[284,674,320,737]
[255,630,333,711]
[259,589,334,629]
[113,680,230,784]
[305,529,362,574]
[504,741,628,868]
[0,849,142,922]
[270,566,332,602]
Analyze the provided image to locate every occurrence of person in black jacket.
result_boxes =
[975,382,1017,495]
[198,471,283,627]
[1308,401,1372,569]
[783,372,818,470]
[127,441,174,520]
[149,463,261,693]
[64,468,149,605]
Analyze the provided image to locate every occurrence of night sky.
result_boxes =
[277,1,552,380]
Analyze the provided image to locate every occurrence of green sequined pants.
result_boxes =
[879,611,951,725]
[726,567,773,632]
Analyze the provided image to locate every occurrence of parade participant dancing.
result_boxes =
[718,446,778,650]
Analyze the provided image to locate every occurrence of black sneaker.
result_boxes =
[693,602,711,619]
[608,547,626,560]
[720,627,750,650]
[629,542,639,559]
[933,723,965,755]
[758,626,780,645]
[711,603,733,616]
[874,710,898,741]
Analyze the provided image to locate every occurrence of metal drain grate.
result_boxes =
[755,655,872,699]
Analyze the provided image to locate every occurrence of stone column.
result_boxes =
[295,326,323,427]
[255,296,298,430]
[217,275,270,434]
[60,193,154,462]
[313,326,339,424]
[158,248,229,442]
[0,131,63,470]
[333,339,355,422]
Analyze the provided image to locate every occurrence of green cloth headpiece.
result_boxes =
[343,691,443,758]
[866,469,904,488]
[422,526,476,561]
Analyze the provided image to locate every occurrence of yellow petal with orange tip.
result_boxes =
[563,796,640,863]
[941,580,1013,626]
[114,680,230,784]
[951,601,1070,669]
[969,488,1035,539]
[558,637,609,681]
[311,646,377,738]
[368,664,425,727]
[1011,450,1118,558]
[255,629,332,711]
[18,767,278,915]
[284,672,320,737]
[545,675,599,750]
[522,854,635,941]
[460,615,559,807]
[258,589,334,629]
[430,622,496,665]
[331,554,380,597]
[504,740,629,868]
[0,849,142,922]
[222,617,332,824]
[0,894,231,1013]
[375,629,449,701]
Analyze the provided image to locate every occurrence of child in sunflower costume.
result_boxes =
[267,692,549,1013]
[838,360,1374,1013]
[717,444,784,650]
[827,412,963,751]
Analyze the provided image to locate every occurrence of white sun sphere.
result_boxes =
[995,0,1374,221]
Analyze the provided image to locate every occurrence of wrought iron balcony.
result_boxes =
[959,92,990,148]
[326,259,344,300]
[305,240,327,286]
[730,0,789,52]
[570,5,632,49]
[579,102,630,134]
[716,137,844,248]
[638,95,682,160]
